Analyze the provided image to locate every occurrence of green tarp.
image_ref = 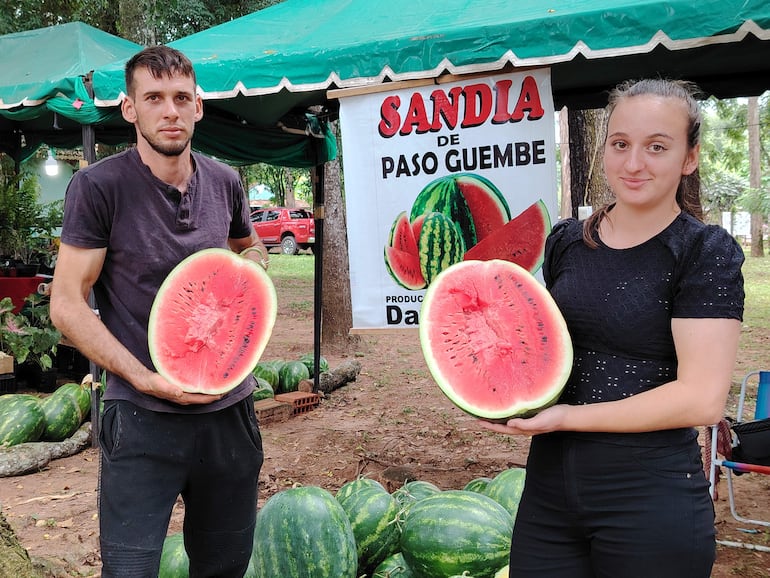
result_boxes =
[0,22,141,160]
[92,0,770,112]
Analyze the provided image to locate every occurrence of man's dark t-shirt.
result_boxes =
[60,147,255,413]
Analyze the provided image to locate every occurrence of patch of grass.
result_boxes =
[266,253,315,282]
[742,255,770,326]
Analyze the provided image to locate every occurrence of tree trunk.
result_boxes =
[748,96,764,257]
[558,107,571,220]
[284,168,296,208]
[320,123,362,351]
[567,108,610,218]
[0,509,39,577]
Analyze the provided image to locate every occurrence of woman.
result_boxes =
[481,79,745,577]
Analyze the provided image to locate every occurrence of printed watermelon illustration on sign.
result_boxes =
[464,199,551,273]
[420,259,572,421]
[148,248,277,395]
[384,173,551,292]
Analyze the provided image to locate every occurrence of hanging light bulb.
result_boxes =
[44,150,58,176]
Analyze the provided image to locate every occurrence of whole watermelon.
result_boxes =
[252,362,280,390]
[463,477,493,494]
[482,468,526,519]
[336,477,389,504]
[278,360,310,393]
[400,490,513,578]
[298,353,330,377]
[0,394,46,446]
[52,382,91,422]
[372,552,416,578]
[337,483,401,574]
[252,486,358,578]
[40,393,82,441]
[158,533,189,578]
[392,480,441,514]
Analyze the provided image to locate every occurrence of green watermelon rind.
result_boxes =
[0,395,46,447]
[400,490,513,578]
[337,484,401,574]
[40,393,82,442]
[419,259,573,422]
[482,468,527,519]
[372,552,416,578]
[252,486,358,578]
[278,360,310,393]
[52,382,91,422]
[148,248,277,396]
[158,533,189,578]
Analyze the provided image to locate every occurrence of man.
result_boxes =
[50,46,268,577]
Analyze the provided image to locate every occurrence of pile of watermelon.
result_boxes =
[0,381,93,447]
[159,467,524,578]
[384,172,551,290]
[252,353,329,397]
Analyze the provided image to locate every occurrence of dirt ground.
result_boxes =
[0,264,769,577]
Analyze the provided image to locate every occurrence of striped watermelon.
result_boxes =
[410,176,477,249]
[252,378,274,401]
[52,382,91,422]
[337,483,401,574]
[482,468,526,519]
[392,480,442,513]
[158,533,189,578]
[463,477,493,494]
[336,477,389,504]
[278,360,310,393]
[40,393,82,441]
[410,174,512,249]
[400,490,513,578]
[418,212,466,285]
[372,552,416,578]
[252,362,280,390]
[252,486,358,578]
[0,394,45,446]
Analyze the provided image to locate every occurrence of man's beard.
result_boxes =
[138,126,190,157]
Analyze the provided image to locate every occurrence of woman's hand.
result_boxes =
[477,404,569,436]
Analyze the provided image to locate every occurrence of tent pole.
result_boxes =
[312,162,325,393]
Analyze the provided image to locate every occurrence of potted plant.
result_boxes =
[0,171,62,276]
[0,295,61,391]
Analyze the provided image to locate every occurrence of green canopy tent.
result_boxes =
[0,21,335,169]
[0,22,143,164]
[92,0,770,116]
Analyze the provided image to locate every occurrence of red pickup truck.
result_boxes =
[250,207,315,255]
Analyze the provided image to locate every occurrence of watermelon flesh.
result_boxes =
[420,259,572,421]
[148,248,277,395]
[464,199,551,274]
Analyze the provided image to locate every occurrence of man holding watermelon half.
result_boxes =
[479,79,744,577]
[50,46,268,577]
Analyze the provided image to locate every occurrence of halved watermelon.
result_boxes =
[464,199,551,273]
[419,259,572,421]
[148,248,277,395]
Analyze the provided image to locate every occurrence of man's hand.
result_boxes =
[138,372,224,405]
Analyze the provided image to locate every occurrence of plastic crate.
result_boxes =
[0,373,17,394]
[274,392,321,415]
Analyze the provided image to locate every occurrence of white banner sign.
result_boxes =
[339,69,557,330]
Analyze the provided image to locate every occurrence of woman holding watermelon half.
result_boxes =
[50,46,268,577]
[480,79,744,577]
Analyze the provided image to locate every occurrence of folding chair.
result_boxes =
[708,370,770,528]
